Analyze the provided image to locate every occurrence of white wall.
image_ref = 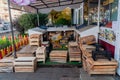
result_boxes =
[114,0,120,76]
[38,4,81,14]
[79,26,99,40]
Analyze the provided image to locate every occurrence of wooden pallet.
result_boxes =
[16,45,37,57]
[36,46,46,63]
[86,58,118,75]
[14,57,37,72]
[50,51,67,63]
[29,34,41,46]
[0,57,14,72]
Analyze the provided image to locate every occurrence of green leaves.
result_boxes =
[18,13,48,32]
[18,13,35,31]
[49,8,71,26]
[0,38,11,49]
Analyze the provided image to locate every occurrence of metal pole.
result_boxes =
[7,0,17,58]
[88,0,90,25]
[37,9,40,26]
[97,0,101,43]
[97,0,101,27]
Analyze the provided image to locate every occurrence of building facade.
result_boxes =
[0,0,9,22]
[0,0,23,23]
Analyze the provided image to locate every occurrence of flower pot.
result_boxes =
[9,45,12,52]
[7,47,10,54]
[20,40,23,46]
[18,42,20,49]
[4,48,7,55]
[15,43,19,51]
[1,49,5,57]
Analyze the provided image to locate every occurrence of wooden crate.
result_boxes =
[29,34,41,46]
[50,51,67,63]
[86,58,118,75]
[0,57,14,72]
[36,46,46,63]
[81,44,96,71]
[69,47,81,62]
[14,57,37,72]
[16,45,37,57]
[80,35,96,45]
[68,42,81,62]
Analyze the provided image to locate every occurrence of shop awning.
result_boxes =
[29,0,83,9]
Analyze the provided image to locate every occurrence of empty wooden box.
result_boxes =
[29,34,41,46]
[69,47,81,62]
[16,45,37,57]
[0,57,14,72]
[50,51,67,63]
[36,46,46,63]
[14,57,37,72]
[86,58,118,75]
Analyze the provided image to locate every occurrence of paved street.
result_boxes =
[0,67,120,80]
[0,30,19,38]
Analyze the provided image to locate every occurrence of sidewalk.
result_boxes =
[0,67,119,80]
[80,68,120,80]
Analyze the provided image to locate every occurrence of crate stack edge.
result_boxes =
[36,46,46,63]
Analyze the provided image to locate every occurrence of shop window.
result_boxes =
[87,0,118,27]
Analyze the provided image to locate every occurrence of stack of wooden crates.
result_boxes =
[36,46,46,63]
[81,44,118,75]
[68,42,81,62]
[14,57,37,72]
[29,34,41,46]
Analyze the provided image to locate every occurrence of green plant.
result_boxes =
[17,13,48,34]
[38,13,48,26]
[55,18,71,26]
[13,18,25,34]
[18,14,35,32]
[0,38,11,49]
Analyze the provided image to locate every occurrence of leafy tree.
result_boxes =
[50,9,61,24]
[18,14,34,32]
[55,18,71,26]
[38,13,48,26]
[49,8,71,26]
[16,13,48,34]
[13,18,25,34]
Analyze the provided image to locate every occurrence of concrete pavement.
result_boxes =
[0,67,120,80]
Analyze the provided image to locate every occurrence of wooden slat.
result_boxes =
[16,45,37,57]
[14,62,34,66]
[14,67,34,72]
[89,71,115,75]
[88,58,118,66]
[93,66,117,69]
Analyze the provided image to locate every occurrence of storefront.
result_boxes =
[71,0,120,75]
[3,0,120,76]
[86,0,120,75]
